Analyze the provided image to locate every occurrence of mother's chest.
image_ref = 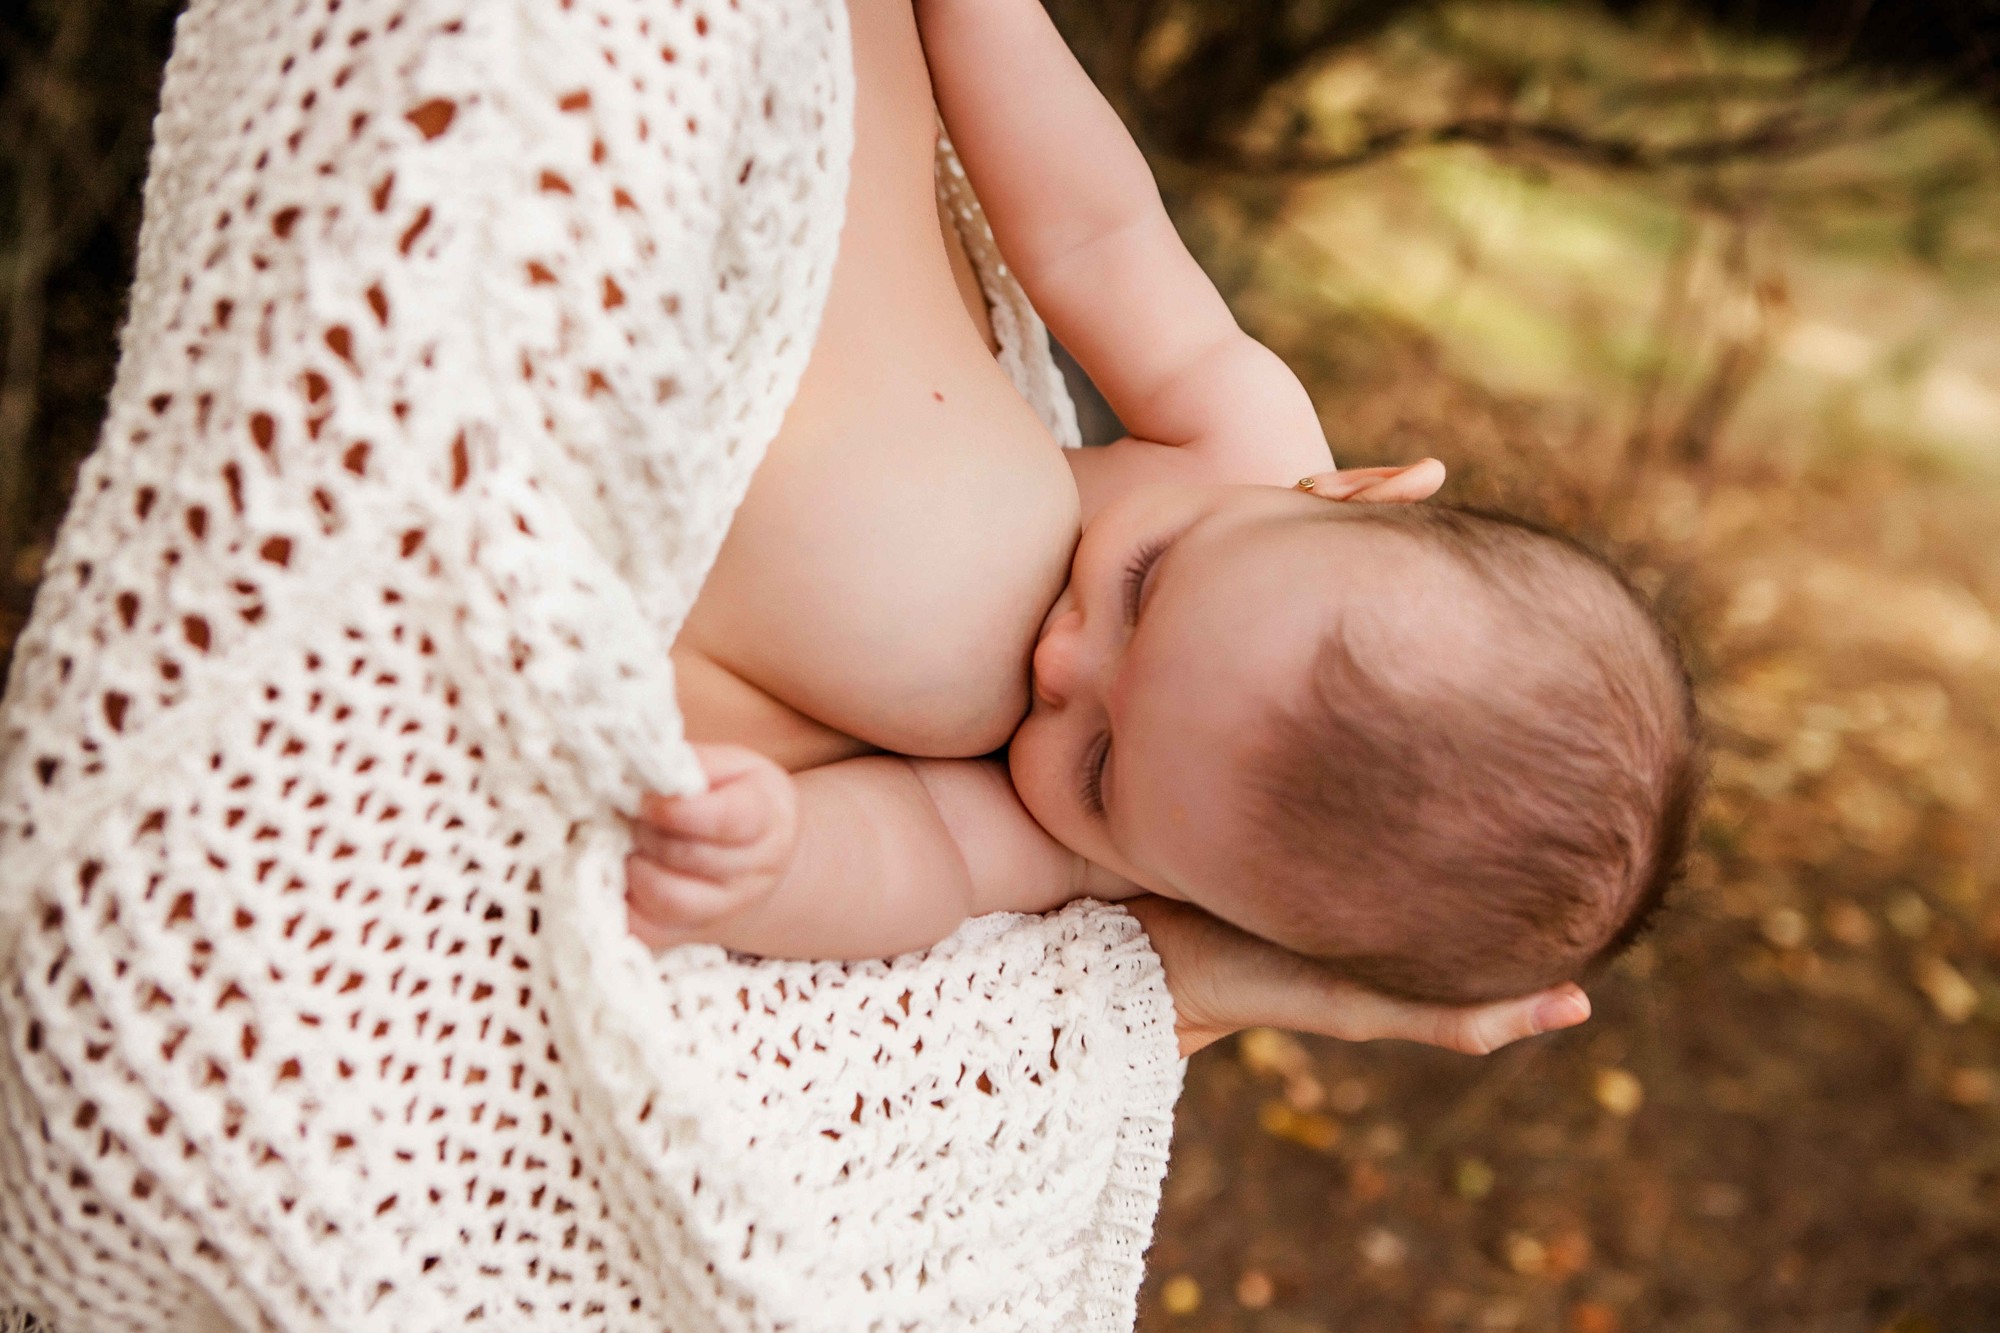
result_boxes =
[678,410,1080,761]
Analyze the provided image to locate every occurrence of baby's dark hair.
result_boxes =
[1241,503,1700,1005]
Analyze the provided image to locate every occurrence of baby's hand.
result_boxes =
[625,744,798,951]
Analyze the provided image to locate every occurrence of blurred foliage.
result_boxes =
[5,3,2000,1333]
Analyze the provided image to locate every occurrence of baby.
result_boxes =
[629,0,1698,1005]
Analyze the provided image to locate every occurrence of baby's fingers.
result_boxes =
[625,853,744,948]
[639,780,782,847]
[630,820,769,886]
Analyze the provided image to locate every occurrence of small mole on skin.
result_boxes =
[932,390,945,403]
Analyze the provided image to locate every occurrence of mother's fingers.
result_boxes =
[1240,966,1582,1055]
[1297,458,1446,504]
[1128,897,1590,1058]
[1418,984,1591,1056]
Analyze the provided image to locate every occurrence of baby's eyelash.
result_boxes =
[1123,538,1169,623]
[1085,538,1168,816]
[1080,731,1111,817]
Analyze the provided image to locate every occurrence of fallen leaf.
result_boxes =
[1359,1227,1407,1267]
[1886,893,1934,940]
[1239,1027,1311,1080]
[1283,1073,1327,1112]
[1361,1121,1406,1157]
[1823,899,1878,948]
[1454,1156,1497,1201]
[1234,1269,1275,1309]
[1545,1227,1593,1278]
[1568,1301,1623,1333]
[1594,1067,1645,1116]
[1914,956,1979,1023]
[1160,1274,1202,1316]
[1505,1233,1548,1276]
[1258,1100,1342,1152]
[1761,907,1809,949]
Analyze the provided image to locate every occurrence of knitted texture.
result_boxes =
[0,2,1178,1329]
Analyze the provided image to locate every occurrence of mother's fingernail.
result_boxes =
[1534,991,1591,1031]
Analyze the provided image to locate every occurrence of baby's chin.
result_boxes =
[1004,727,1089,855]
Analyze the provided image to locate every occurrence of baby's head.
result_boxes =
[1010,474,1697,1004]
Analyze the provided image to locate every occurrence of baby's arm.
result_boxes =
[626,745,1135,959]
[917,0,1328,482]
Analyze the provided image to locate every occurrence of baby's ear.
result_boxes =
[1301,459,1445,505]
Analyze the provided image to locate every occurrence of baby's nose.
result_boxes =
[1032,607,1090,708]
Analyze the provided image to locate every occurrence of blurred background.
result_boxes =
[4,2,1998,1330]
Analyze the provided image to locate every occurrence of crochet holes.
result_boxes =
[324,325,356,370]
[404,98,456,141]
[303,371,335,441]
[398,206,432,256]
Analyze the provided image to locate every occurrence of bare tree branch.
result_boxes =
[1168,86,1949,179]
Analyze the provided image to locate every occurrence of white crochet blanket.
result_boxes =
[0,2,1182,1329]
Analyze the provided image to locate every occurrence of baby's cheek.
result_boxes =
[1006,720,1066,823]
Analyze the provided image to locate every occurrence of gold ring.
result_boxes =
[1295,476,1317,492]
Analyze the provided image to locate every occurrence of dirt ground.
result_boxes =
[5,5,1998,1332]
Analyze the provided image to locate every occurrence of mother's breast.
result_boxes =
[677,371,1080,763]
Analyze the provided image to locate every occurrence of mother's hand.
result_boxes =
[1126,898,1591,1059]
